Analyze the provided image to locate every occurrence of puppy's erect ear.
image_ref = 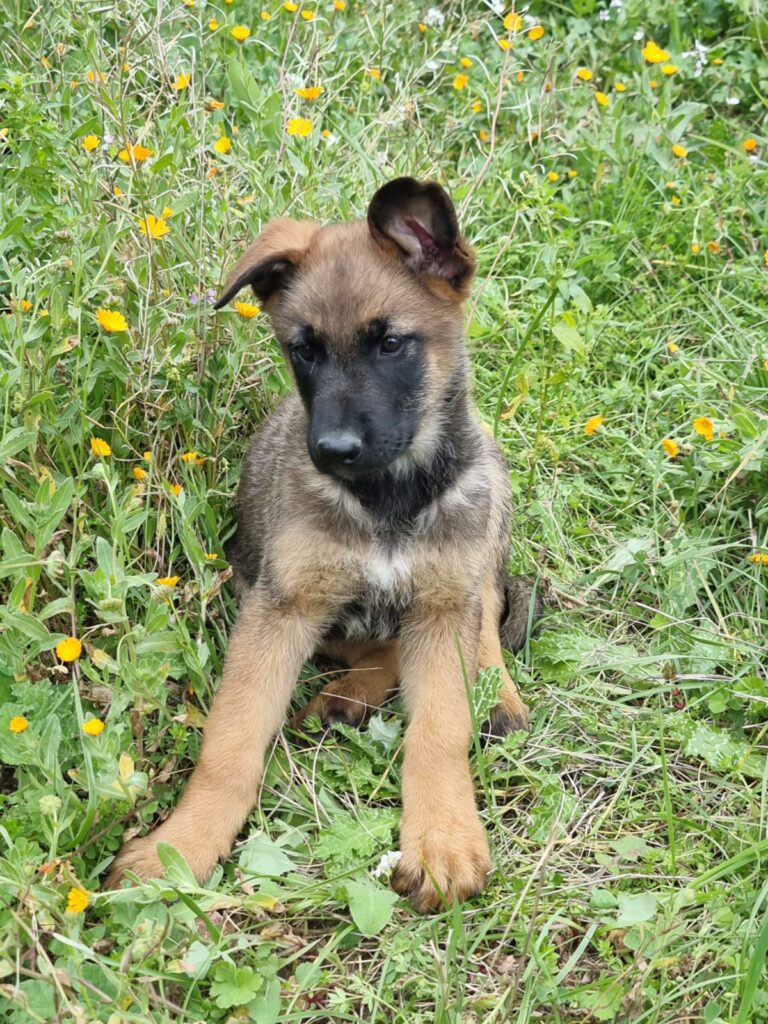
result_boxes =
[214,218,320,310]
[367,177,476,300]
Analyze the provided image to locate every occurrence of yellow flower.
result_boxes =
[231,25,251,41]
[365,67,381,79]
[693,416,714,442]
[472,99,482,113]
[641,41,670,64]
[584,415,604,436]
[261,10,272,19]
[208,17,219,30]
[661,64,678,76]
[66,887,90,913]
[649,80,658,89]
[287,117,312,137]
[417,21,426,32]
[132,466,147,480]
[161,206,174,220]
[301,10,315,20]
[9,716,29,734]
[180,450,199,463]
[89,437,112,458]
[595,91,610,107]
[284,1,298,9]
[453,73,469,91]
[691,242,700,254]
[743,138,757,153]
[143,451,152,461]
[747,552,768,566]
[206,98,225,111]
[498,38,510,51]
[96,308,128,333]
[528,25,544,40]
[567,169,577,178]
[138,214,169,239]
[516,70,524,82]
[707,240,721,254]
[672,144,687,158]
[614,82,626,92]
[86,69,108,83]
[113,186,124,197]
[334,0,346,8]
[661,438,680,458]
[235,301,260,318]
[764,252,768,268]
[118,143,152,164]
[169,483,183,496]
[205,552,219,560]
[576,68,592,81]
[294,86,324,100]
[214,135,232,154]
[460,57,473,68]
[671,195,681,206]
[56,636,83,661]
[172,73,190,91]
[82,134,100,152]
[547,171,559,182]
[666,341,680,353]
[478,130,487,142]
[83,719,104,737]
[503,12,522,32]
[156,575,180,587]
[17,299,33,312]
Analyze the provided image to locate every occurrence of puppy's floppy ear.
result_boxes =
[214,218,320,310]
[367,177,476,300]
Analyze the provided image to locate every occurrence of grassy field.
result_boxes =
[1,0,768,1020]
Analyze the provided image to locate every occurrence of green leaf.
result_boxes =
[615,892,657,926]
[210,962,263,1009]
[552,320,586,357]
[345,880,398,935]
[238,833,295,877]
[611,836,650,863]
[472,666,502,724]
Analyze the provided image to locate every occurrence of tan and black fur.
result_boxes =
[107,178,541,912]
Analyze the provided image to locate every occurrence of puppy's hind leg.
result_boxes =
[482,575,541,738]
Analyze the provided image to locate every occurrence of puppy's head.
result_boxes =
[215,177,475,480]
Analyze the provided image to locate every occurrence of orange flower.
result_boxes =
[294,86,324,100]
[9,715,29,734]
[584,415,604,436]
[743,138,757,153]
[118,143,152,164]
[235,301,260,318]
[89,437,112,458]
[661,438,680,458]
[528,25,544,40]
[132,466,147,480]
[693,416,714,442]
[96,308,128,332]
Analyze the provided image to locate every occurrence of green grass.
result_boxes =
[1,0,768,1021]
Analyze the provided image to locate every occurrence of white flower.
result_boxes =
[372,850,402,879]
[423,7,445,27]
[598,9,610,20]
[609,0,623,8]
[725,96,740,106]
[321,131,337,145]
[425,59,439,71]
[633,28,644,41]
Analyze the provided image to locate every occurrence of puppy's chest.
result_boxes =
[324,551,413,643]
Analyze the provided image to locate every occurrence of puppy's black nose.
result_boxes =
[315,432,363,466]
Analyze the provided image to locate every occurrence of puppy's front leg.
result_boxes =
[107,588,325,885]
[392,606,491,912]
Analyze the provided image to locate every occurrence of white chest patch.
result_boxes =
[365,549,412,591]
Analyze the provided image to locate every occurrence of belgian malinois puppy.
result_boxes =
[108,177,540,911]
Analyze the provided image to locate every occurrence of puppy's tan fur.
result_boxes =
[107,178,539,912]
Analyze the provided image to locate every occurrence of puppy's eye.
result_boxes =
[292,342,314,363]
[381,335,403,355]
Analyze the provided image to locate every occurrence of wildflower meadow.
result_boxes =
[1,1,768,1021]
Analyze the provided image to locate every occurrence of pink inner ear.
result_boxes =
[404,217,442,264]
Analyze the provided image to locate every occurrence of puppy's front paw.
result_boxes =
[106,826,223,887]
[392,809,491,913]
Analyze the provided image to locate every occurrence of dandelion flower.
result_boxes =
[66,887,90,913]
[294,86,324,100]
[453,73,469,91]
[118,143,152,164]
[300,10,315,20]
[614,82,626,92]
[208,17,219,30]
[661,64,678,76]
[641,41,670,64]
[472,99,482,113]
[17,299,33,312]
[138,214,170,239]
[460,57,473,68]
[691,242,700,254]
[56,636,83,661]
[169,483,183,496]
[172,73,190,91]
[235,301,260,318]
[231,25,251,41]
[672,144,687,158]
[503,12,522,32]
[661,438,680,458]
[595,91,610,106]
[205,552,218,560]
[743,138,757,153]
[82,134,100,152]
[132,466,147,480]
[143,450,152,461]
[693,416,714,442]
[666,341,680,353]
[747,553,768,566]
[516,71,524,82]
[261,10,272,19]
[567,169,577,178]
[287,117,312,137]
[156,575,180,587]
[213,135,232,154]
[547,171,559,182]
[206,98,225,111]
[83,719,104,737]
[284,1,298,9]
[89,438,112,458]
[113,186,124,197]
[417,21,426,31]
[180,451,199,463]
[365,68,381,79]
[576,68,593,81]
[584,415,604,435]
[96,308,128,332]
[9,716,29,734]
[528,25,544,40]
[334,0,346,8]
[498,38,510,51]
[707,240,721,254]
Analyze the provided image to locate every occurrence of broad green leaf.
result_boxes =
[345,880,398,936]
